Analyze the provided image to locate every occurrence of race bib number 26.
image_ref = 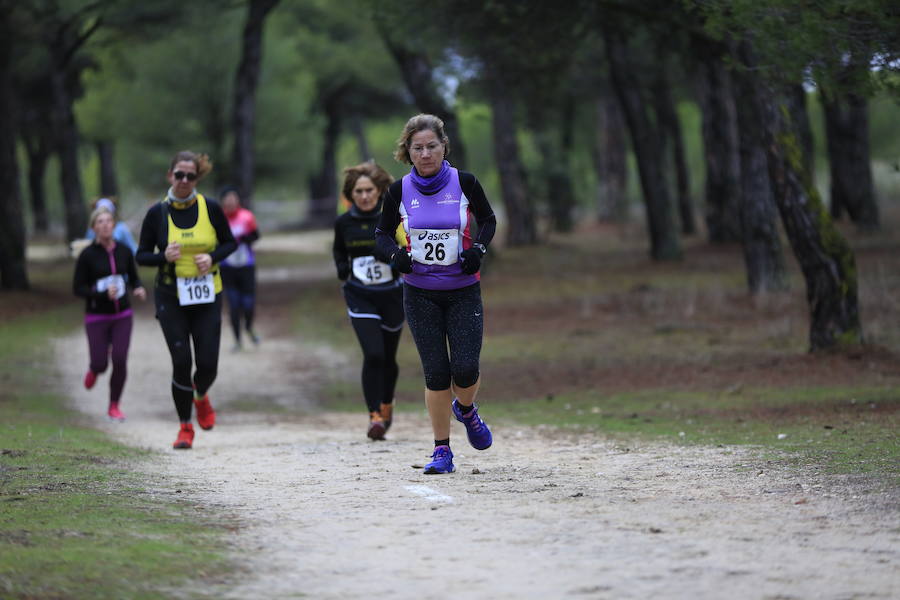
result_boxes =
[177,274,214,306]
[409,228,458,266]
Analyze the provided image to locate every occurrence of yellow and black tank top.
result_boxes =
[166,194,223,293]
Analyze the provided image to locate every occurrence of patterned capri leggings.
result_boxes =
[403,281,483,391]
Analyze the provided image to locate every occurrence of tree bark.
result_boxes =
[487,75,536,246]
[349,114,371,162]
[97,140,117,198]
[821,90,878,231]
[605,30,681,260]
[694,43,742,243]
[306,92,341,228]
[653,67,695,236]
[732,47,787,295]
[21,128,50,234]
[231,0,279,208]
[594,91,628,222]
[381,39,467,171]
[0,13,29,290]
[49,63,86,242]
[768,88,863,350]
[529,96,576,233]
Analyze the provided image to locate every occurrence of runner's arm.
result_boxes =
[332,218,350,280]
[375,182,404,259]
[206,200,238,263]
[461,172,496,248]
[136,204,166,267]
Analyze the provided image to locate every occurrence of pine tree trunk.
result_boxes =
[232,0,279,208]
[768,89,863,350]
[694,43,742,243]
[24,142,49,234]
[97,140,118,198]
[306,93,340,228]
[653,67,695,235]
[594,92,628,222]
[821,90,878,231]
[0,17,28,290]
[732,43,787,294]
[50,64,86,242]
[605,30,681,260]
[381,40,467,171]
[349,114,371,162]
[487,76,536,246]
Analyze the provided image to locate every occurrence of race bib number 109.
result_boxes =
[409,228,458,266]
[177,274,215,305]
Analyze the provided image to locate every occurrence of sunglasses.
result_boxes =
[173,171,197,181]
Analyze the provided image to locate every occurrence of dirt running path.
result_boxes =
[56,312,898,599]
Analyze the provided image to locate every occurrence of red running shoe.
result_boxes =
[173,423,194,449]
[367,411,386,440]
[107,403,126,422]
[193,394,216,430]
[83,370,97,390]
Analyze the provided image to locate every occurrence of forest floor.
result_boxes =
[51,225,899,600]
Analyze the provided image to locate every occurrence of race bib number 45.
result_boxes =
[352,255,393,285]
[409,228,458,266]
[177,274,214,305]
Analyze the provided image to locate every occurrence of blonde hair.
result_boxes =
[89,206,115,228]
[342,161,394,202]
[393,114,450,165]
[168,150,213,180]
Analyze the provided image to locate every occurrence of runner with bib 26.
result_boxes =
[376,114,497,474]
[136,150,236,449]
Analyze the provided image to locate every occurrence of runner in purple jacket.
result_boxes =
[376,114,497,474]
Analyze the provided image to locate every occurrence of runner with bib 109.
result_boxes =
[136,151,236,450]
[375,113,497,475]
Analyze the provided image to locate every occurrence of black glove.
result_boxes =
[336,263,350,281]
[392,250,413,274]
[460,247,482,275]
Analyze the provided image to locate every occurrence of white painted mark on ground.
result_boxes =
[404,485,454,503]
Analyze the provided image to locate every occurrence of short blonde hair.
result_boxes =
[393,114,450,165]
[89,206,115,228]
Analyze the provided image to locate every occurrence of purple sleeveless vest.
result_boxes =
[400,167,478,290]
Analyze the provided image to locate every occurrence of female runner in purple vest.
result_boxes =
[376,114,497,474]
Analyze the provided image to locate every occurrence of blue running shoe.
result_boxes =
[452,399,493,450]
[424,445,455,474]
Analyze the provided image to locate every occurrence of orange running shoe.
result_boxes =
[173,423,194,449]
[367,411,386,440]
[380,402,394,432]
[193,394,216,430]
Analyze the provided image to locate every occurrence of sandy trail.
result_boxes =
[55,302,898,599]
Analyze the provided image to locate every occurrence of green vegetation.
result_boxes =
[0,279,231,599]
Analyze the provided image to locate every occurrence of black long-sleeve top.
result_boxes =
[73,242,143,314]
[333,205,399,290]
[135,197,236,291]
[375,171,497,261]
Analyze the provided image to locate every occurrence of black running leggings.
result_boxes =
[403,282,483,391]
[221,264,256,343]
[350,318,402,413]
[155,289,222,422]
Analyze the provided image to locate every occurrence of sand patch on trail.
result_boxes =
[56,317,898,599]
